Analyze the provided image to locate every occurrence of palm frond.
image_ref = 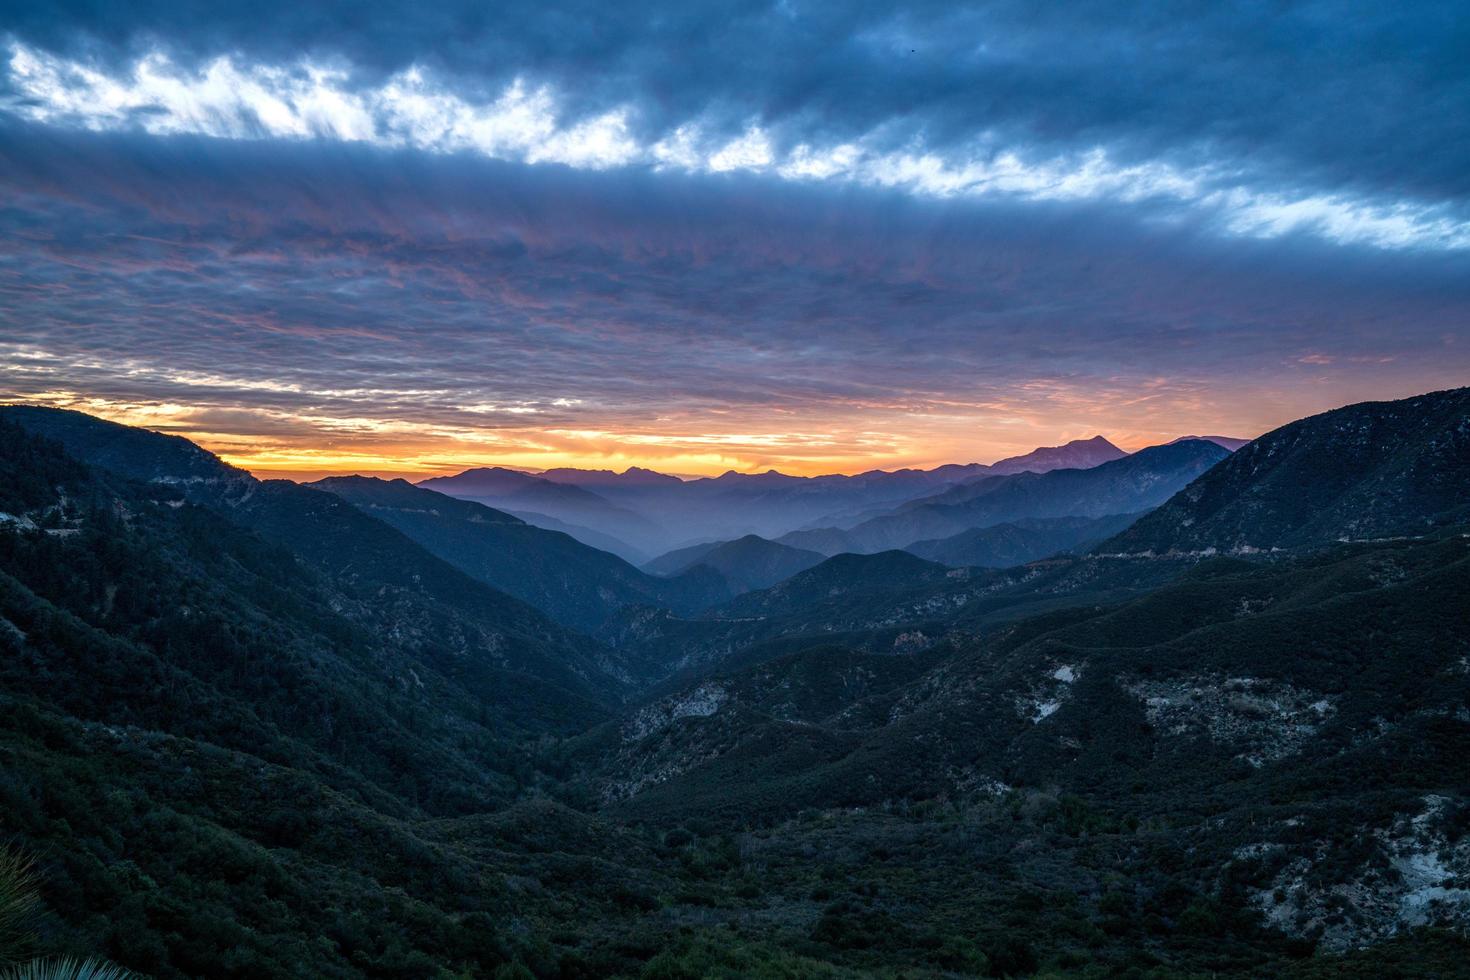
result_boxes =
[0,849,41,964]
[0,958,137,980]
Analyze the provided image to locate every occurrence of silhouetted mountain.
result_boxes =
[0,404,246,483]
[643,534,825,593]
[311,476,729,631]
[717,550,956,620]
[642,540,723,576]
[537,465,684,488]
[986,434,1127,473]
[783,440,1230,555]
[904,513,1143,567]
[1109,387,1470,554]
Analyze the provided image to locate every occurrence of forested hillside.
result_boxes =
[0,393,1467,979]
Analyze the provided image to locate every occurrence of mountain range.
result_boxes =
[421,435,1136,555]
[0,390,1466,978]
[777,440,1228,555]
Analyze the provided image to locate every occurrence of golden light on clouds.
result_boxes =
[15,357,1467,484]
[1,384,1289,483]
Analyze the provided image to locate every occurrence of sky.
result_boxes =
[2,2,1468,480]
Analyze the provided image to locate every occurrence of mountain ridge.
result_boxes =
[643,533,826,593]
[1107,387,1470,555]
[780,440,1230,555]
[310,475,731,633]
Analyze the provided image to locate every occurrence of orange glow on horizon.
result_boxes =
[28,378,1466,484]
[212,426,1212,483]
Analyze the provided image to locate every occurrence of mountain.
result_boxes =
[0,417,648,974]
[419,466,667,552]
[310,476,730,632]
[0,407,627,704]
[642,540,724,576]
[537,465,684,488]
[501,508,651,564]
[904,513,1143,567]
[4,397,1469,978]
[782,440,1231,555]
[642,534,825,593]
[1170,434,1252,451]
[986,434,1127,474]
[716,550,958,621]
[464,437,1132,553]
[1109,387,1470,555]
[583,530,1470,962]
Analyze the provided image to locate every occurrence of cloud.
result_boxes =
[6,1,1470,251]
[1,123,1466,476]
[2,4,1468,475]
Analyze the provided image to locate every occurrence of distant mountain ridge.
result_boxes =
[643,534,826,593]
[780,440,1230,555]
[1108,387,1470,554]
[983,434,1127,473]
[418,436,1130,552]
[535,465,683,488]
[419,466,666,553]
[1168,434,1252,451]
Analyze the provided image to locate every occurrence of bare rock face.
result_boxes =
[1244,795,1470,951]
[1128,674,1335,767]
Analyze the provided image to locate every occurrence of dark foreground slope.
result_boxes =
[579,531,1470,967]
[0,419,611,975]
[1,401,1467,979]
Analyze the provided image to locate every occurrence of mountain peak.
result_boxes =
[987,434,1128,475]
[1167,434,1252,451]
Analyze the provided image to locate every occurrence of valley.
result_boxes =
[0,389,1466,977]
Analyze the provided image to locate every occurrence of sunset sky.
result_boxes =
[3,3,1468,480]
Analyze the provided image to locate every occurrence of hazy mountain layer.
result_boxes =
[904,513,1144,567]
[419,466,668,553]
[782,440,1229,555]
[642,534,826,593]
[311,476,731,632]
[422,437,1132,554]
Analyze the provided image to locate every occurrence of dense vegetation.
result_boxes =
[0,399,1466,978]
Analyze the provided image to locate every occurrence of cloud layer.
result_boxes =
[2,4,1467,476]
